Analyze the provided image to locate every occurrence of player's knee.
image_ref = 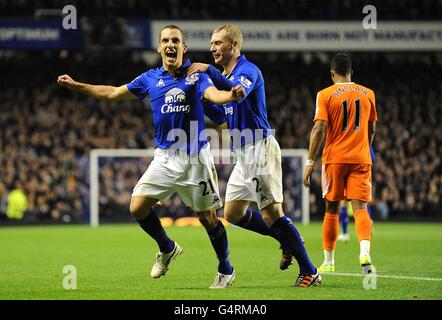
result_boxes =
[325,200,340,213]
[197,211,218,229]
[130,197,158,220]
[261,212,277,225]
[351,200,367,212]
[129,201,150,220]
[198,215,212,229]
[223,201,248,224]
[129,203,143,220]
[223,210,241,224]
[261,203,284,223]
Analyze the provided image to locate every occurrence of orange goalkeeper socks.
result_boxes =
[322,213,339,250]
[354,209,372,242]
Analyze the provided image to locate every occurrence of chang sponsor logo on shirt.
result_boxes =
[161,88,190,114]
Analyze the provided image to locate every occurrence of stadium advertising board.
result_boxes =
[151,21,442,51]
[124,20,151,49]
[0,19,82,49]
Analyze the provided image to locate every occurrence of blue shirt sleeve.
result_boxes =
[232,68,259,103]
[206,64,259,104]
[196,72,215,101]
[206,64,233,91]
[127,72,150,100]
[370,146,376,162]
[203,102,226,125]
[197,72,226,125]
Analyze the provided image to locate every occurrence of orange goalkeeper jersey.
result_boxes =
[314,82,377,165]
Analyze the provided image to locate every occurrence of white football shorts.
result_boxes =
[132,144,222,212]
[225,135,283,209]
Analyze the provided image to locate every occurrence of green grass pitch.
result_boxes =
[0,222,441,300]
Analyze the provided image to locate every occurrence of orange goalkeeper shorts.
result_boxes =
[321,164,372,202]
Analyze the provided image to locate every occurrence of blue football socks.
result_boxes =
[137,210,175,253]
[339,206,349,235]
[367,205,373,219]
[207,221,234,275]
[271,216,316,274]
[237,209,286,246]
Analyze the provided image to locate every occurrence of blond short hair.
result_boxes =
[213,24,243,49]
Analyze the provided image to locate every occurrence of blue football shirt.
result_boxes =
[203,101,226,126]
[127,59,214,156]
[370,146,376,162]
[205,55,272,149]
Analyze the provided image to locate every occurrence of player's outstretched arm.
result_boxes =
[203,85,245,105]
[57,74,137,101]
[303,120,326,187]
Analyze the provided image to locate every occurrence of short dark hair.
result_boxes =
[159,25,185,43]
[330,53,352,76]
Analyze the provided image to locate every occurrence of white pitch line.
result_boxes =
[324,272,442,282]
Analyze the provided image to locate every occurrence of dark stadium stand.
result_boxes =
[1,0,441,20]
[1,50,441,222]
[1,0,441,223]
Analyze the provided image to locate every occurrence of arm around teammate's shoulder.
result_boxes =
[203,85,245,105]
[188,63,233,91]
[57,74,137,101]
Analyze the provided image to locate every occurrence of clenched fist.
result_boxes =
[231,84,245,101]
[57,74,80,90]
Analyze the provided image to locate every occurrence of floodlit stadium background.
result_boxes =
[1,0,441,225]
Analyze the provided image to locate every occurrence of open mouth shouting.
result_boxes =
[165,50,178,63]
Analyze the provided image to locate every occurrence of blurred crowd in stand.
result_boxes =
[2,0,441,20]
[1,49,441,223]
